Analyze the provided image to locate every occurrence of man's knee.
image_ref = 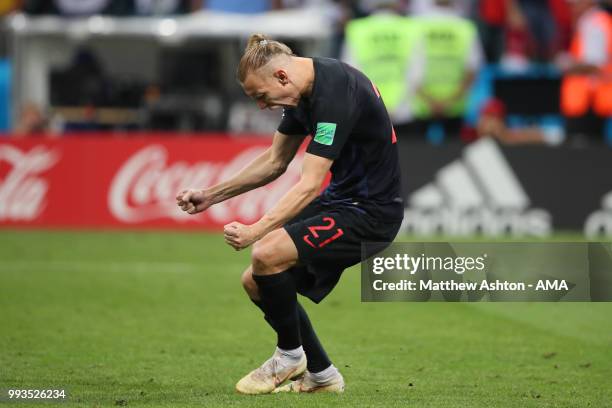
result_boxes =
[251,241,275,273]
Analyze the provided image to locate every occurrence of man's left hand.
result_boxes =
[224,222,259,250]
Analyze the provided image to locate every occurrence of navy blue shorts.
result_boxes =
[284,198,401,303]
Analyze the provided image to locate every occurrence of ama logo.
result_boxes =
[402,139,552,237]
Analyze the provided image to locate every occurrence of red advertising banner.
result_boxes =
[0,135,305,230]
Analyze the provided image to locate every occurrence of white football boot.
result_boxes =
[235,350,307,395]
[273,368,345,394]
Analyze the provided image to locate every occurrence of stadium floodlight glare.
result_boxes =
[9,13,27,32]
[158,19,177,37]
[87,16,109,35]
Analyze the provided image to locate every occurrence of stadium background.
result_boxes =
[1,1,611,407]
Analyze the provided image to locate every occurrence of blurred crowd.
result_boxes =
[0,0,611,146]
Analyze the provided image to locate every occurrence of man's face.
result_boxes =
[241,69,300,110]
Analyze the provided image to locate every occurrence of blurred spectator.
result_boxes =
[22,0,133,16]
[0,0,21,59]
[409,0,469,16]
[280,0,336,8]
[499,0,534,71]
[475,98,564,144]
[559,0,612,141]
[602,0,612,13]
[359,0,407,14]
[409,0,483,139]
[549,0,573,52]
[476,0,571,64]
[515,0,558,61]
[54,0,111,15]
[134,0,193,15]
[52,49,111,107]
[475,0,508,63]
[201,0,337,15]
[200,0,283,13]
[328,0,368,58]
[0,0,21,15]
[13,102,50,136]
[342,0,417,128]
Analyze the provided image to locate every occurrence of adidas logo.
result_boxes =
[402,139,552,237]
[584,191,612,237]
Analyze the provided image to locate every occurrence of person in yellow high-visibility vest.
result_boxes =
[342,1,418,129]
[411,0,483,139]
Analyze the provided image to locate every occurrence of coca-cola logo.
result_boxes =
[109,145,302,224]
[0,145,59,221]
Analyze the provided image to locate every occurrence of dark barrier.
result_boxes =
[397,138,612,237]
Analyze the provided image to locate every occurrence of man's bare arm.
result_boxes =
[224,152,333,250]
[208,131,305,202]
[251,153,332,238]
[177,131,305,214]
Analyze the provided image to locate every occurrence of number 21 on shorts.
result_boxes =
[303,217,344,249]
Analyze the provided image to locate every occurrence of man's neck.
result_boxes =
[293,57,315,98]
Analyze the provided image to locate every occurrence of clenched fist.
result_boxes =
[224,221,258,250]
[176,189,212,215]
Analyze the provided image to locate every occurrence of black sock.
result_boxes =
[250,298,278,332]
[252,271,301,350]
[251,294,332,371]
[297,302,332,372]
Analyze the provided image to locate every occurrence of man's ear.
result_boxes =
[274,69,289,85]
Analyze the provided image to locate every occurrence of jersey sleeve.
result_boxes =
[277,108,308,136]
[306,92,357,160]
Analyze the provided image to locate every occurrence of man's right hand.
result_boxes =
[176,189,212,215]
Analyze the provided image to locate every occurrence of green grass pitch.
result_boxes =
[1,230,611,407]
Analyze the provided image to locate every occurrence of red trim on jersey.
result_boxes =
[391,126,397,144]
[371,80,381,98]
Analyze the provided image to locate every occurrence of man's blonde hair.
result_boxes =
[237,34,293,82]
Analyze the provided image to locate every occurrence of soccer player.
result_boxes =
[176,34,403,394]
